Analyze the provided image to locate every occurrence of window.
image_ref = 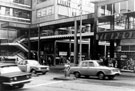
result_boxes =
[37,6,54,17]
[13,9,30,19]
[5,7,10,16]
[82,62,88,67]
[88,62,94,67]
[13,0,24,4]
[0,6,1,15]
[37,0,47,4]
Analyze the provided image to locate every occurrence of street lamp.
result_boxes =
[79,0,82,62]
[38,24,40,63]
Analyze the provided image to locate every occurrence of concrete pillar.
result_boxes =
[110,40,115,58]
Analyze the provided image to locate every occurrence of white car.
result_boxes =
[0,63,31,90]
[17,60,49,75]
[70,60,121,80]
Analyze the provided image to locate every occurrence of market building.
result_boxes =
[0,0,135,71]
[95,0,135,70]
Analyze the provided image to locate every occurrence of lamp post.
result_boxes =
[38,24,40,63]
[79,0,82,62]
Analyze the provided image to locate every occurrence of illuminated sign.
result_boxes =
[96,30,135,40]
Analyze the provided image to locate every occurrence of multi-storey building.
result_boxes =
[95,0,135,70]
[0,0,31,61]
[0,0,95,63]
[1,0,134,70]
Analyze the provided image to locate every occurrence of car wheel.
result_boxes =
[0,84,3,91]
[74,72,81,78]
[31,69,36,74]
[85,75,89,78]
[108,76,115,80]
[42,72,46,75]
[98,72,105,80]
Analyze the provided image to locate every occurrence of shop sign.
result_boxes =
[59,52,67,56]
[96,30,135,40]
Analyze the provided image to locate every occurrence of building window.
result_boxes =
[0,6,1,15]
[13,0,24,4]
[37,0,47,4]
[13,9,30,19]
[5,7,10,16]
[37,6,54,17]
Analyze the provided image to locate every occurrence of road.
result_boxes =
[5,72,135,91]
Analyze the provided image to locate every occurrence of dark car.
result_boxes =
[0,63,32,90]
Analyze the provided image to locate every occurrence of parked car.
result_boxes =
[17,60,49,75]
[70,60,121,80]
[0,63,31,90]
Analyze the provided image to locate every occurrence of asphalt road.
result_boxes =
[4,72,135,91]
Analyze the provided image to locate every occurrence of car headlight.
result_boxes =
[10,77,17,81]
[26,75,30,78]
[13,77,17,81]
[38,68,41,70]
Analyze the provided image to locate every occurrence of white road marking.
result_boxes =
[25,81,63,88]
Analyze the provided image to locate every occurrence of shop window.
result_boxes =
[130,45,135,51]
[121,45,129,51]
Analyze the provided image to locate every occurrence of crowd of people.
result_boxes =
[99,56,135,71]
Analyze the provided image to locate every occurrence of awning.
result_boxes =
[1,22,30,29]
[30,32,94,41]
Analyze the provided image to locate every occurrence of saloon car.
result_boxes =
[70,60,121,80]
[17,60,49,74]
[0,63,31,90]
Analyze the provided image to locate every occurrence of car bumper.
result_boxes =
[108,72,121,76]
[2,79,32,86]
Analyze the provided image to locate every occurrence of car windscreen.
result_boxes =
[0,65,21,74]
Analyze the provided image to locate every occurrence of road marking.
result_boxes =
[25,81,63,88]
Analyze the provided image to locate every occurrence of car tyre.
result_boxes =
[0,84,3,91]
[31,69,36,74]
[42,72,46,75]
[98,72,105,80]
[108,76,115,80]
[74,72,81,78]
[85,75,89,78]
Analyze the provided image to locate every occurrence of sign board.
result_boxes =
[59,52,67,56]
[96,30,135,41]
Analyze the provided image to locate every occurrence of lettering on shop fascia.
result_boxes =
[57,0,70,7]
[96,30,135,40]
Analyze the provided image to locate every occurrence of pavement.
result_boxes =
[50,65,135,79]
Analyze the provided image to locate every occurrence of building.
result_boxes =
[1,0,134,70]
[95,0,135,70]
[0,0,96,64]
[0,0,31,62]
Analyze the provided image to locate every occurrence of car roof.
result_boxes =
[0,62,17,67]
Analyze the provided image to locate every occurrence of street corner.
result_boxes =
[53,76,77,81]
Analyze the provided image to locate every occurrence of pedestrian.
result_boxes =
[64,58,71,77]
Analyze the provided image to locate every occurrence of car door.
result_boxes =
[87,62,96,76]
[80,62,89,75]
[18,60,27,72]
